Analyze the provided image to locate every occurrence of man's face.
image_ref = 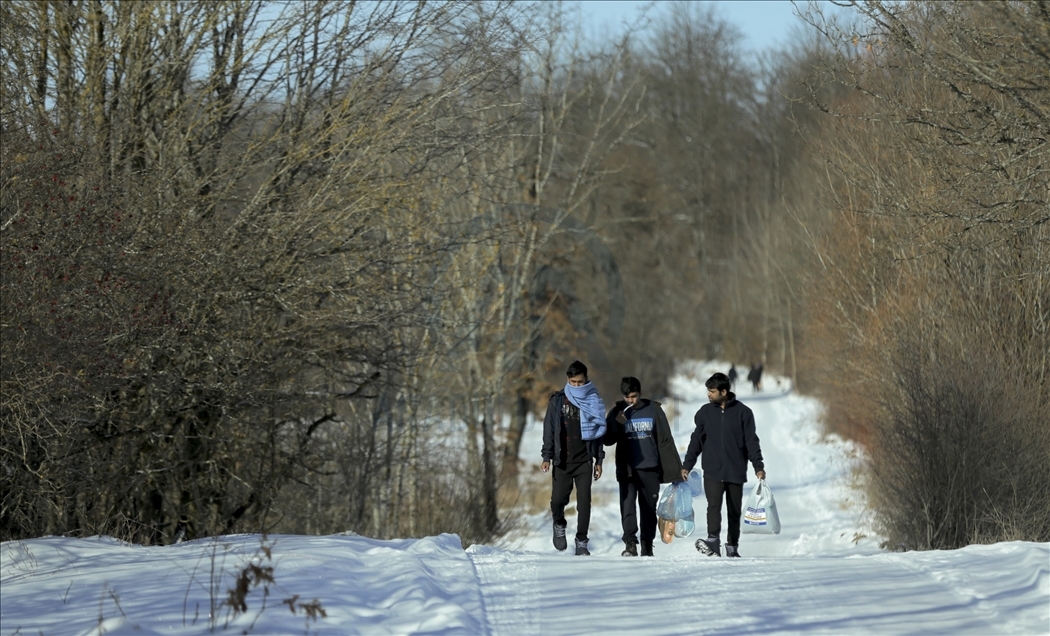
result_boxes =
[623,391,641,406]
[568,373,588,387]
[707,387,728,404]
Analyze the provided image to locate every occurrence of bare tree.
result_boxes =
[1,0,538,543]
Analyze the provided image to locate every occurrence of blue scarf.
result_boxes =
[564,381,607,441]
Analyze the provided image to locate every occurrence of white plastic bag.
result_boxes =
[742,478,781,534]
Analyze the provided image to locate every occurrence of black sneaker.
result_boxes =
[621,540,638,557]
[640,540,654,557]
[575,538,590,556]
[725,544,741,558]
[695,537,721,557]
[553,521,567,551]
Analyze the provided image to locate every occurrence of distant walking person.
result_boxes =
[604,377,684,557]
[727,364,738,389]
[681,372,766,558]
[541,360,607,556]
[747,362,763,392]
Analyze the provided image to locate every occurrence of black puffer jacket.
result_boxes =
[682,394,764,484]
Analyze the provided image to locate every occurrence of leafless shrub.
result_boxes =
[796,1,1049,547]
[870,322,1050,549]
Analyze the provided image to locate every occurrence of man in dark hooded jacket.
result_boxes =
[604,377,684,557]
[681,372,766,558]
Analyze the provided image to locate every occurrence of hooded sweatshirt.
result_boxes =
[604,399,683,483]
[682,392,764,484]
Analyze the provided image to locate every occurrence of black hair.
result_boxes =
[706,372,731,393]
[566,360,588,378]
[620,376,641,396]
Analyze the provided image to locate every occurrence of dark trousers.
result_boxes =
[551,461,592,541]
[704,477,744,546]
[618,467,661,544]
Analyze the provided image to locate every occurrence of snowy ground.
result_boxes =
[3,362,1048,635]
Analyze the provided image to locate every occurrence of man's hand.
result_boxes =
[541,461,550,473]
[593,464,603,481]
[756,470,766,480]
[681,469,689,482]
[615,410,626,424]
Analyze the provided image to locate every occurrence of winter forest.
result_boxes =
[1,0,1047,557]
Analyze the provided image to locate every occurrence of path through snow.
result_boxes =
[2,363,1047,635]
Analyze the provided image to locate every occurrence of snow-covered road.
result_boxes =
[468,541,1047,635]
[2,362,1048,635]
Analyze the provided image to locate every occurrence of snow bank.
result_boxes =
[1,533,483,635]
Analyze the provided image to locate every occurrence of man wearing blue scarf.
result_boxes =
[541,360,607,555]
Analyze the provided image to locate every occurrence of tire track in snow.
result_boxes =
[467,547,542,636]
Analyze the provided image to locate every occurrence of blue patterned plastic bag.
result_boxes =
[686,470,704,497]
[656,482,677,519]
[673,481,693,520]
[674,510,695,538]
[659,481,694,521]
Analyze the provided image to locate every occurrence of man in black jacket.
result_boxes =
[681,372,766,558]
[604,377,684,557]
[541,360,606,556]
